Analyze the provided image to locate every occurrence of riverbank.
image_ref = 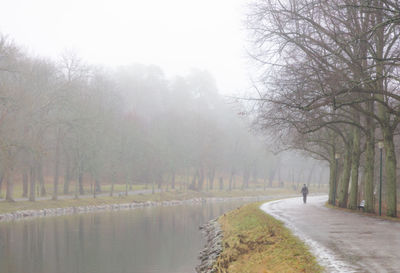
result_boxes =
[205,202,322,273]
[196,219,223,273]
[0,189,298,222]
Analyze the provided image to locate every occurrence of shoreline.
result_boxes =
[0,195,293,223]
[197,201,323,273]
[196,219,223,273]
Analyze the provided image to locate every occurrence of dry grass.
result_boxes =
[0,190,204,214]
[215,202,323,273]
[0,187,302,214]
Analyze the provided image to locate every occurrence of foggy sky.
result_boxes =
[0,0,252,95]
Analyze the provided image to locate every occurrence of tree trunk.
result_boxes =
[338,145,352,208]
[358,169,365,204]
[278,168,283,188]
[198,168,204,191]
[252,168,258,185]
[209,168,215,190]
[92,178,97,199]
[364,128,375,213]
[38,161,46,196]
[78,171,84,195]
[64,157,71,194]
[110,174,115,197]
[383,129,397,217]
[125,175,129,196]
[0,173,3,196]
[268,170,275,187]
[263,177,267,191]
[373,0,397,217]
[328,149,336,205]
[151,176,155,194]
[318,168,323,189]
[171,171,176,190]
[229,170,234,191]
[74,170,79,199]
[5,171,14,202]
[242,169,250,189]
[157,173,163,190]
[22,171,29,198]
[348,125,361,210]
[219,177,223,190]
[144,172,149,189]
[29,166,36,202]
[95,179,101,193]
[291,170,295,189]
[189,171,197,190]
[52,130,61,200]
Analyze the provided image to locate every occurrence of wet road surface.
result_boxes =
[261,196,400,273]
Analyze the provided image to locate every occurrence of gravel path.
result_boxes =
[261,196,400,273]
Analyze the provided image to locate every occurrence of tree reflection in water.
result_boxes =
[0,200,250,273]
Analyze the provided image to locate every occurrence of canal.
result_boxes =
[0,199,261,273]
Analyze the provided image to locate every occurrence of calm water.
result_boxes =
[0,200,254,273]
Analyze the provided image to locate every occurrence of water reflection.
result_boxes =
[0,201,248,273]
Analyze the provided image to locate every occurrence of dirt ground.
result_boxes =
[261,196,400,273]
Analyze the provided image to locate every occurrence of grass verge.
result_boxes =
[0,190,206,214]
[214,202,323,273]
[0,189,297,215]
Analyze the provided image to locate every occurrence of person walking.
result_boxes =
[301,184,309,204]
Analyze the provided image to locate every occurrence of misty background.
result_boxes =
[0,0,327,201]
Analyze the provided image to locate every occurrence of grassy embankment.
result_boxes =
[214,202,323,273]
[0,188,300,214]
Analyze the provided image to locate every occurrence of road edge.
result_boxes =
[261,196,357,273]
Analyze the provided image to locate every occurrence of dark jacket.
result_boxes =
[301,186,309,195]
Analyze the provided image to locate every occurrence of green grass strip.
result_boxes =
[215,202,323,273]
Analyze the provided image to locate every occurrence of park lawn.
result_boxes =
[0,188,300,215]
[0,190,206,214]
[4,181,147,199]
[215,202,323,273]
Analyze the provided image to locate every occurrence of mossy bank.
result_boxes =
[209,202,322,273]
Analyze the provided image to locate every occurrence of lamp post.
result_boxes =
[333,153,340,206]
[378,141,384,216]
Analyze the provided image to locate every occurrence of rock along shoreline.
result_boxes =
[0,195,286,223]
[196,219,223,273]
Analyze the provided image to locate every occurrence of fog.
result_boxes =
[0,0,328,202]
[1,1,399,272]
[0,39,326,201]
[0,0,250,95]
[0,1,336,273]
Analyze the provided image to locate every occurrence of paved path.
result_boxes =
[261,196,400,273]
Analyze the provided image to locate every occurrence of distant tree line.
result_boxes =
[0,35,282,202]
[248,0,400,216]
